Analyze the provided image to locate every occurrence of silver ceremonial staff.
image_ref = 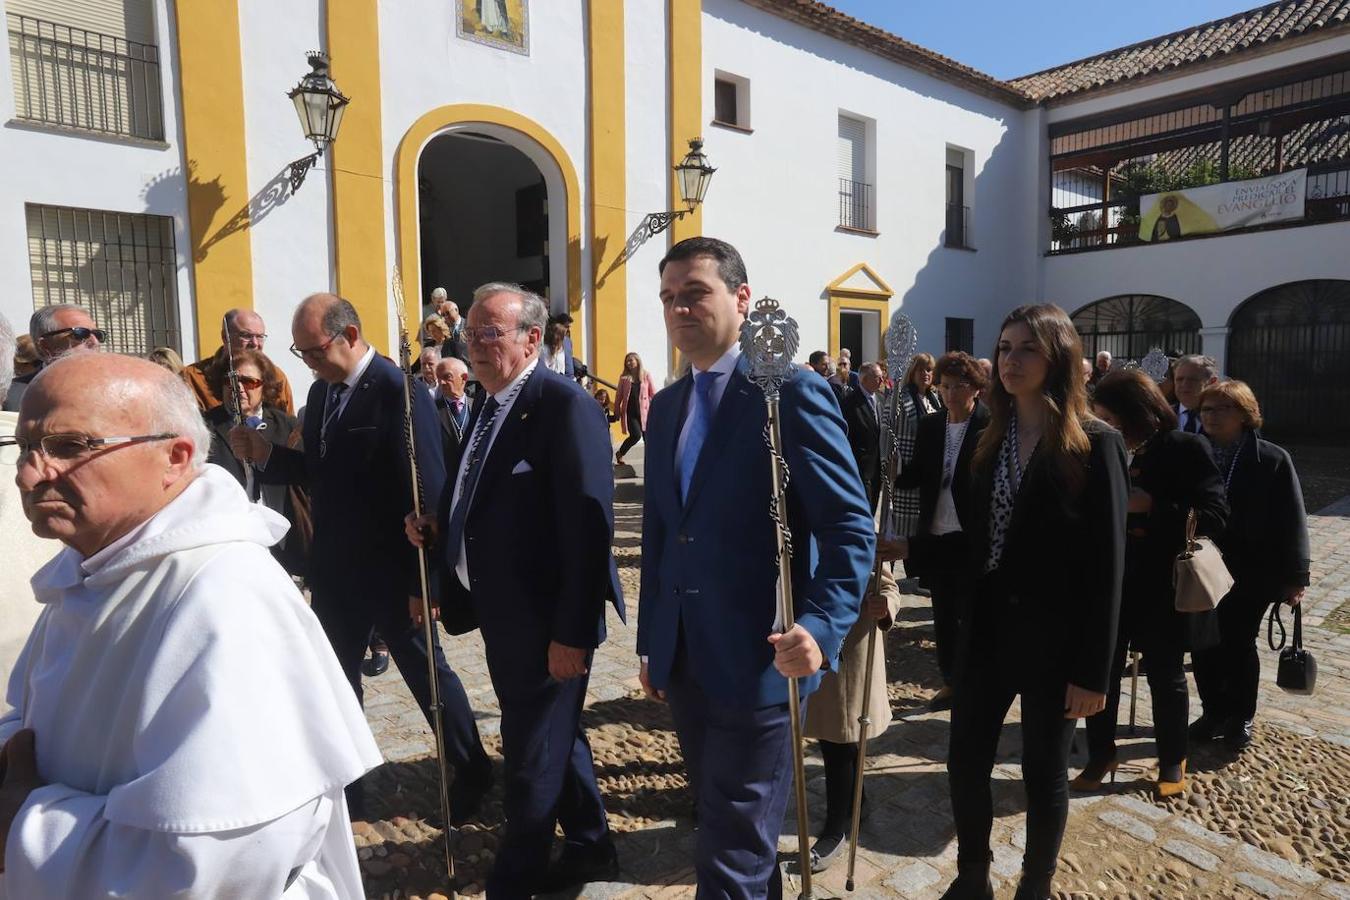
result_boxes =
[845,309,917,892]
[740,297,814,900]
[392,269,458,897]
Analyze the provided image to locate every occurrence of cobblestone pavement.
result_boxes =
[355,452,1350,899]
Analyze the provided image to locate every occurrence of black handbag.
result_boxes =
[1267,603,1317,695]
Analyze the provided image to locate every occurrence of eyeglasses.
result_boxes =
[464,325,527,344]
[0,432,177,466]
[290,333,342,359]
[42,326,105,344]
[235,375,264,389]
[232,331,267,344]
[1198,405,1238,416]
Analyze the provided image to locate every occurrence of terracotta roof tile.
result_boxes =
[1010,0,1350,101]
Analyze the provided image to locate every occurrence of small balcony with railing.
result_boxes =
[7,12,164,141]
[838,177,874,232]
[1047,59,1350,254]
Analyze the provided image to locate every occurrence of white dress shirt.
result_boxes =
[675,343,741,465]
[451,357,539,588]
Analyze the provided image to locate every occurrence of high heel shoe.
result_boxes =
[1156,759,1187,798]
[1069,757,1119,791]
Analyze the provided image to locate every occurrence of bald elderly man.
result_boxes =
[183,308,295,415]
[0,353,379,898]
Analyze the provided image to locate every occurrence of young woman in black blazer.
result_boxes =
[939,305,1128,900]
[1072,369,1227,797]
[890,351,990,709]
[1190,380,1309,753]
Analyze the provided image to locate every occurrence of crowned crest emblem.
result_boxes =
[741,297,800,400]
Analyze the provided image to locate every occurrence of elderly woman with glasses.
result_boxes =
[203,349,307,575]
[1189,380,1309,754]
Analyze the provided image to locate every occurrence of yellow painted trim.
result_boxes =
[327,1,389,352]
[827,296,891,360]
[173,0,253,357]
[826,261,893,359]
[667,0,702,374]
[393,105,583,357]
[588,0,626,408]
[826,261,896,296]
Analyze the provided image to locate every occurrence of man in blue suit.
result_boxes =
[638,238,874,898]
[231,293,491,822]
[406,284,624,897]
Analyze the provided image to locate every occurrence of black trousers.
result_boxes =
[312,587,490,819]
[948,585,1076,881]
[617,409,643,457]
[1192,587,1272,723]
[921,536,968,686]
[1084,637,1188,768]
[817,739,859,837]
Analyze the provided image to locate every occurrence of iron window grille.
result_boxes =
[839,178,872,230]
[26,204,180,356]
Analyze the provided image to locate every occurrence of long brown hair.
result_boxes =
[1091,368,1178,446]
[624,351,644,382]
[974,304,1092,487]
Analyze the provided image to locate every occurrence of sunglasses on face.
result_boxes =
[43,326,105,344]
[235,375,264,389]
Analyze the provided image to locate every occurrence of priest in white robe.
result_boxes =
[0,353,382,899]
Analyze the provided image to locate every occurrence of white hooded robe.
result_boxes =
[0,465,383,899]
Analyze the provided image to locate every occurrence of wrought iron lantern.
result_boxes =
[286,52,349,191]
[636,138,717,242]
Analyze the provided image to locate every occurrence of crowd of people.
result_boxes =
[0,234,1315,899]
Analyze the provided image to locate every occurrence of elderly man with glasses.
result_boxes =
[0,351,380,897]
[1,304,104,413]
[182,308,295,415]
[229,293,492,825]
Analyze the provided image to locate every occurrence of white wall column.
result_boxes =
[1200,326,1230,376]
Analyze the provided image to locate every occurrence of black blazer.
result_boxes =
[1216,432,1310,598]
[1172,402,1207,438]
[437,365,624,656]
[206,404,305,573]
[259,353,446,602]
[894,403,990,574]
[842,389,883,504]
[966,419,1129,694]
[1122,429,1228,647]
[434,394,470,463]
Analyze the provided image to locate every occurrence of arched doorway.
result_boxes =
[418,132,551,316]
[1070,295,1201,361]
[1228,280,1350,436]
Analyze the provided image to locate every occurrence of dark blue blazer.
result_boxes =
[437,364,624,655]
[259,352,446,603]
[637,354,874,708]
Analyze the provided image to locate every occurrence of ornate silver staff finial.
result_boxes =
[1141,347,1170,383]
[740,296,800,401]
[884,309,918,378]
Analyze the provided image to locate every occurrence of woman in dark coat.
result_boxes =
[890,351,990,710]
[204,349,307,575]
[1190,379,1309,753]
[1072,369,1227,797]
[935,304,1128,900]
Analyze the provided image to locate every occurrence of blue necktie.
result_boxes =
[444,396,501,568]
[679,371,720,503]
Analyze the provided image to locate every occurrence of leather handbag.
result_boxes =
[1174,509,1234,613]
[1268,603,1317,695]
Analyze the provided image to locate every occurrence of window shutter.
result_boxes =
[6,0,154,42]
[838,115,866,184]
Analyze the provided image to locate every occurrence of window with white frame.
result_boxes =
[945,146,974,248]
[713,70,750,131]
[838,113,875,231]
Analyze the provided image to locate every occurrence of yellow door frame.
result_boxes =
[826,262,894,360]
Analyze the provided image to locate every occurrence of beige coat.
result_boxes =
[803,564,902,743]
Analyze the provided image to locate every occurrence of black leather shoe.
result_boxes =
[1224,718,1255,752]
[1188,713,1223,743]
[360,651,390,677]
[536,837,620,893]
[939,871,995,900]
[448,763,494,826]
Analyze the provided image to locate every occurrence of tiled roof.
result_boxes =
[1009,0,1350,101]
[736,0,1033,107]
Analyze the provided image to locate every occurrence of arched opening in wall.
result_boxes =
[417,130,557,320]
[1228,280,1350,437]
[1070,295,1201,362]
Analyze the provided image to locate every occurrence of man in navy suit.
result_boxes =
[406,284,624,897]
[1173,354,1219,436]
[638,238,874,898]
[231,293,491,822]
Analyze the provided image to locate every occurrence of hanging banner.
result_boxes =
[1139,168,1306,242]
